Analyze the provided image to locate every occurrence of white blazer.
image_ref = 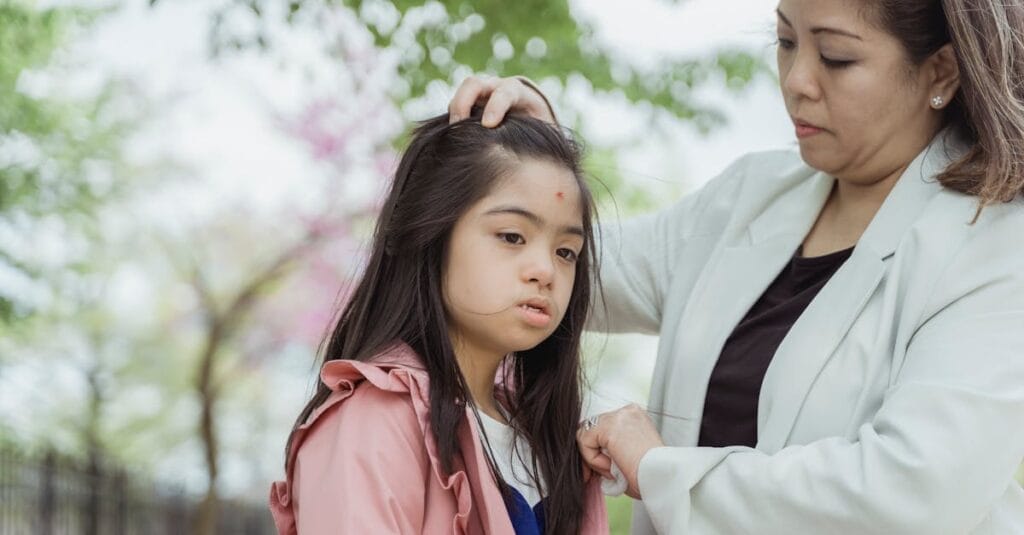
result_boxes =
[593,131,1024,534]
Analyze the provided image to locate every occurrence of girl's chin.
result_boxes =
[494,333,552,355]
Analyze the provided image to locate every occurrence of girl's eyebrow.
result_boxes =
[483,205,585,237]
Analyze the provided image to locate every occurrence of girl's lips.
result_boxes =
[517,303,552,328]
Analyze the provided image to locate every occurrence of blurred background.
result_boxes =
[0,0,804,532]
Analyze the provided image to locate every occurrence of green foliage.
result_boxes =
[178,0,764,216]
[184,0,768,129]
[584,145,675,219]
[0,1,137,322]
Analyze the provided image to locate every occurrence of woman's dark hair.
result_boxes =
[861,0,1024,210]
[286,109,597,534]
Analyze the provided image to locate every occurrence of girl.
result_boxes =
[269,110,608,534]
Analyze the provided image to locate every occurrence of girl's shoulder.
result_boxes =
[318,343,431,404]
[293,342,432,454]
[270,344,443,532]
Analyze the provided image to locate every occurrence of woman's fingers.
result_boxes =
[448,75,498,123]
[582,448,613,480]
[577,421,613,479]
[578,405,667,499]
[448,75,554,126]
[479,80,520,127]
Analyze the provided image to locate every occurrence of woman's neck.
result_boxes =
[825,127,939,240]
[834,163,905,224]
[450,337,508,423]
[803,163,906,256]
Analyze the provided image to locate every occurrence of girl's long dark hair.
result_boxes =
[285,109,598,534]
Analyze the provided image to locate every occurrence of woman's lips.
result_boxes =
[794,120,824,139]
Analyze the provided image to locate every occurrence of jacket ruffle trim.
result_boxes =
[268,343,479,534]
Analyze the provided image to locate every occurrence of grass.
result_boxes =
[606,495,634,534]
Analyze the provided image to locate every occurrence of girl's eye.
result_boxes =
[821,56,854,69]
[776,37,795,50]
[556,248,579,262]
[497,232,525,245]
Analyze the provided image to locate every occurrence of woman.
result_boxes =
[449,0,1024,533]
[270,111,608,534]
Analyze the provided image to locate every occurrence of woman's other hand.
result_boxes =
[577,404,666,499]
[448,75,557,127]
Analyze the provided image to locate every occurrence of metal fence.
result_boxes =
[0,447,274,535]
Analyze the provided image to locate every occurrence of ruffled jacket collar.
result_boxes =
[269,342,608,534]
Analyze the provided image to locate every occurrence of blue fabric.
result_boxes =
[504,487,548,535]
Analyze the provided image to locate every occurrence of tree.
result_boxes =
[194,0,767,131]
[156,30,401,531]
[0,1,140,324]
[0,0,151,473]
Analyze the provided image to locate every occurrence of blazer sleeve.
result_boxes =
[588,155,752,335]
[293,384,430,534]
[634,219,1024,534]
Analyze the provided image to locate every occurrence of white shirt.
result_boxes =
[477,411,544,508]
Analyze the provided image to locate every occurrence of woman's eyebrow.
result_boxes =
[776,9,863,41]
[483,205,585,237]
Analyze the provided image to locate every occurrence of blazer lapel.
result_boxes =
[663,171,834,446]
[755,249,886,452]
[756,133,962,452]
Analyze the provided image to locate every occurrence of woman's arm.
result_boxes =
[293,384,430,534]
[588,154,753,334]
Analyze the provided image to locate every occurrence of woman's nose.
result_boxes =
[782,51,823,102]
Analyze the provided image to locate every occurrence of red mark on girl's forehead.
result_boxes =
[555,191,564,201]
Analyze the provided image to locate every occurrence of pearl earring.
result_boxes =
[930,95,945,109]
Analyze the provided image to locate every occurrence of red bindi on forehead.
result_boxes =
[555,191,564,201]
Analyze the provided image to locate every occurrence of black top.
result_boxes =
[697,245,855,448]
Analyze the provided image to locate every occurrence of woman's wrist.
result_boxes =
[514,75,559,125]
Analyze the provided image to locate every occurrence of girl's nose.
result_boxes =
[522,251,555,288]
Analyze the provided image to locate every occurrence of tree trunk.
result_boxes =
[188,234,318,535]
[194,320,223,535]
[84,363,104,535]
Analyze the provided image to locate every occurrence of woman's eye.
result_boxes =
[821,56,854,69]
[776,37,795,50]
[556,248,579,262]
[497,232,525,245]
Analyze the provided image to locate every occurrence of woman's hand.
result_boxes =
[448,75,557,127]
[577,404,665,499]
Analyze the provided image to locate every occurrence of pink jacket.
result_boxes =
[269,343,609,534]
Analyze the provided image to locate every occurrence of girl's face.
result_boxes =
[443,158,584,358]
[775,0,946,184]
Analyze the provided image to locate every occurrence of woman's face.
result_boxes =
[443,158,584,359]
[776,0,945,184]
